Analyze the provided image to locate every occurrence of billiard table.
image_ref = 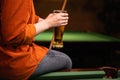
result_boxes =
[35,31,120,80]
[38,68,120,80]
[35,31,120,42]
[34,31,120,68]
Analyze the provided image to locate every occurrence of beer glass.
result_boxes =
[52,10,67,48]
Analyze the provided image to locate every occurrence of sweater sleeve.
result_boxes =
[1,0,37,46]
[35,15,39,23]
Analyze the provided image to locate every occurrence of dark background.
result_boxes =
[34,0,120,38]
[34,0,120,68]
[35,41,120,68]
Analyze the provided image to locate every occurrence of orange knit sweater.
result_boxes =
[0,0,48,80]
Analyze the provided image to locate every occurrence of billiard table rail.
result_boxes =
[38,67,120,80]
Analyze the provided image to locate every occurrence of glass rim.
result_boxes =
[53,10,67,13]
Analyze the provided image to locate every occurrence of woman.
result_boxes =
[0,0,72,80]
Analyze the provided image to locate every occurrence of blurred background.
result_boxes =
[34,0,120,68]
[34,0,120,38]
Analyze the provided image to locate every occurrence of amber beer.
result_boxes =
[52,10,67,48]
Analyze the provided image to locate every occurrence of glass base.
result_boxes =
[52,41,63,48]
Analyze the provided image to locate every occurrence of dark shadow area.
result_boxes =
[35,41,120,68]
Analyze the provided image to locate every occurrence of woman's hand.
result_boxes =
[34,12,69,35]
[44,12,69,28]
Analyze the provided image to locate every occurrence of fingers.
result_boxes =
[61,13,68,17]
[61,20,68,26]
[46,12,69,27]
[61,22,68,26]
[57,13,69,26]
